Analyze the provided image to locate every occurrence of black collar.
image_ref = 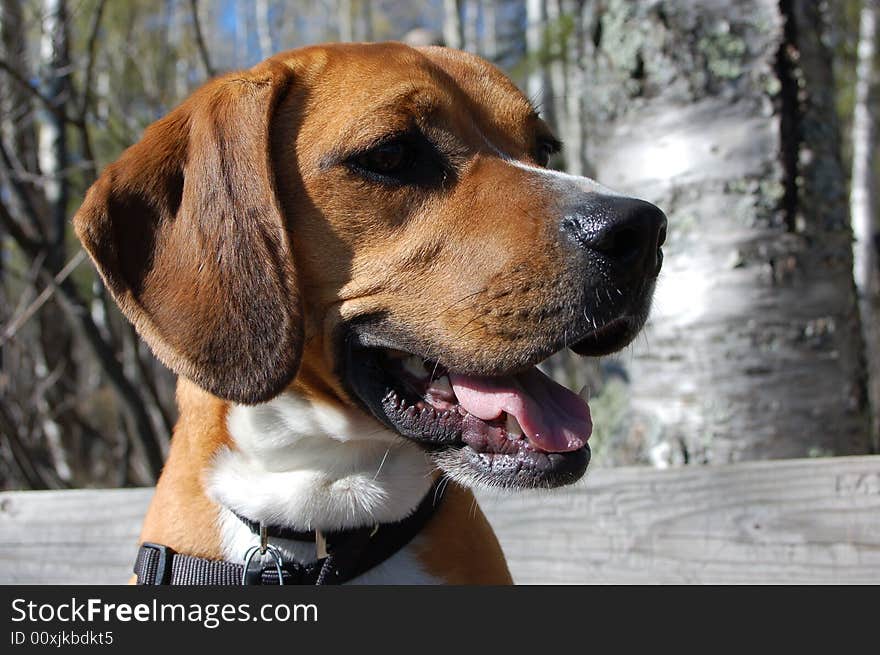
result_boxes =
[133,479,444,585]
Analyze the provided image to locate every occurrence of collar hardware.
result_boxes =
[315,530,328,560]
[132,479,445,586]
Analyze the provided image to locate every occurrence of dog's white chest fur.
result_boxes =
[206,391,443,584]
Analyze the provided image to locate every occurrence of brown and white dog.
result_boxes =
[73,43,665,584]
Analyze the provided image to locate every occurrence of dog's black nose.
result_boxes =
[562,195,667,278]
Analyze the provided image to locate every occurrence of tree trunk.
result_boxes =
[357,0,373,42]
[443,0,463,50]
[189,0,215,76]
[38,0,69,261]
[35,0,75,480]
[255,0,273,59]
[0,0,42,244]
[545,0,566,156]
[0,0,39,176]
[482,0,497,61]
[526,0,553,123]
[463,0,479,53]
[338,0,354,42]
[850,0,880,450]
[579,0,870,464]
[560,0,589,176]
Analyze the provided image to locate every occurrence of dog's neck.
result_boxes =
[205,389,435,563]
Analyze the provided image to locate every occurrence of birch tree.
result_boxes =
[482,0,498,61]
[443,0,464,50]
[525,0,548,110]
[39,0,70,260]
[578,0,871,463]
[0,0,176,488]
[850,0,880,447]
[463,0,480,53]
[338,0,354,42]
[256,0,273,60]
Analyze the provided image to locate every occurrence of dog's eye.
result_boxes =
[346,133,450,188]
[352,139,414,177]
[535,138,561,168]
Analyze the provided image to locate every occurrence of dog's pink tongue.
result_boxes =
[448,368,592,453]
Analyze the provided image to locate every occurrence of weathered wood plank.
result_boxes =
[1,455,878,584]
[478,455,880,584]
[0,488,152,584]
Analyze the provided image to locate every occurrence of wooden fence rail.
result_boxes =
[1,455,878,584]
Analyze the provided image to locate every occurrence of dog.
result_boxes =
[73,43,666,585]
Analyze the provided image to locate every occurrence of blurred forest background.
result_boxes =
[1,0,879,490]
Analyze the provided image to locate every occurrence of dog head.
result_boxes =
[74,43,666,490]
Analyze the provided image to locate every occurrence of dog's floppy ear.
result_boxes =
[73,61,301,404]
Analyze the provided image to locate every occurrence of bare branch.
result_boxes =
[0,57,62,117]
[49,274,165,479]
[0,136,48,242]
[5,249,46,323]
[0,403,54,489]
[0,206,165,479]
[73,0,108,184]
[79,0,107,121]
[0,193,41,253]
[127,324,175,437]
[188,0,215,78]
[0,250,87,346]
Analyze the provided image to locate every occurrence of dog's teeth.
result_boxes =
[578,385,591,403]
[429,375,452,393]
[505,413,523,437]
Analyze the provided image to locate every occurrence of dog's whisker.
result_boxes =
[373,447,391,481]
[437,288,487,316]
[449,313,485,342]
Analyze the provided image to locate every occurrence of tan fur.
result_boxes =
[138,380,229,559]
[75,43,585,584]
[413,484,513,585]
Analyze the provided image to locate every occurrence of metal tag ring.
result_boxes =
[242,543,285,586]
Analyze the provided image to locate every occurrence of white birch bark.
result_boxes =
[35,0,72,481]
[235,0,249,63]
[576,0,870,463]
[338,0,354,42]
[545,0,565,148]
[357,0,373,42]
[526,0,544,101]
[38,0,69,255]
[463,0,480,53]
[256,0,273,59]
[561,0,588,176]
[482,0,497,61]
[443,0,463,50]
[850,0,880,447]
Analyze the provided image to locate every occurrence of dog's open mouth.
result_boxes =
[345,341,601,489]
